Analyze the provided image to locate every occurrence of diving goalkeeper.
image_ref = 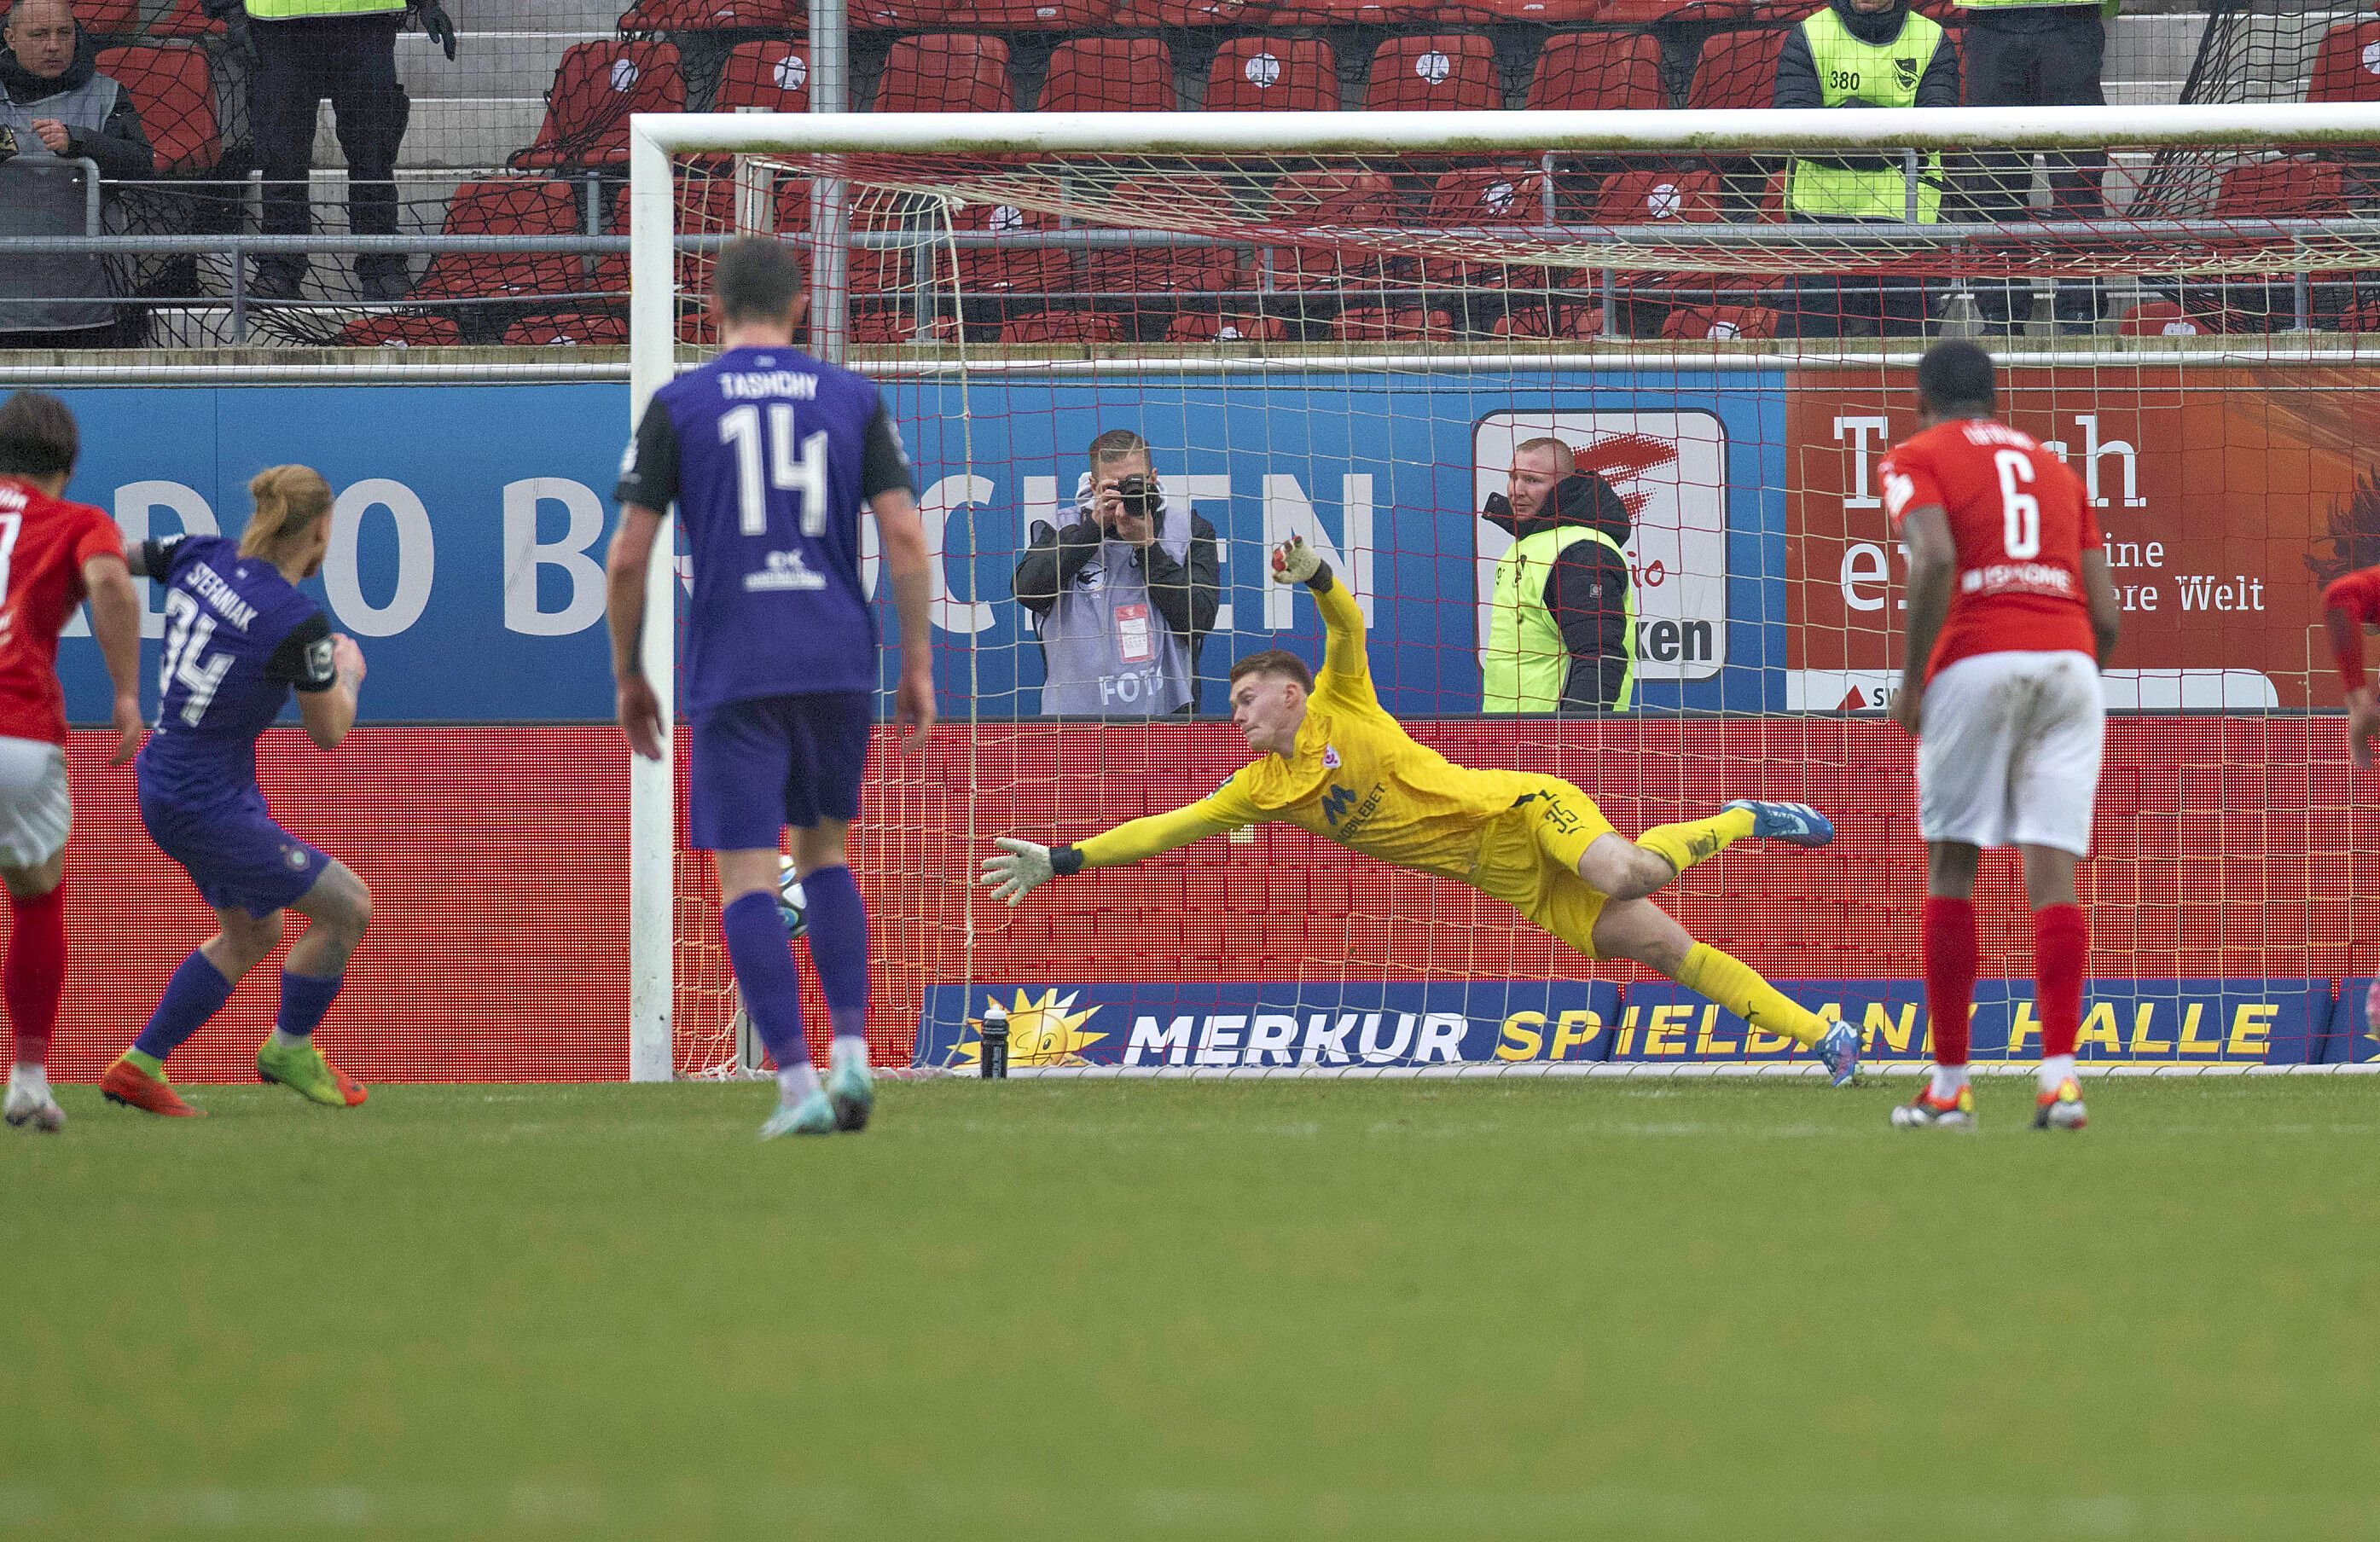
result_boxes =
[982,537,1863,1083]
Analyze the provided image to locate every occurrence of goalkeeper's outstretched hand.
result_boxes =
[1271,536,1320,586]
[981,837,1054,907]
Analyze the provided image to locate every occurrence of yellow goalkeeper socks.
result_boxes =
[1636,805,1756,878]
[1675,942,1825,1048]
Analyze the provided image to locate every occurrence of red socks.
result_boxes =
[5,885,66,1070]
[1924,896,1977,1068]
[2034,902,2088,1061]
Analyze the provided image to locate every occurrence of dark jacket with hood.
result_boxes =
[1773,0,1961,174]
[1483,471,1634,712]
[1,32,156,179]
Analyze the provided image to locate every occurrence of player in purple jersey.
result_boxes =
[98,467,374,1119]
[610,238,934,1139]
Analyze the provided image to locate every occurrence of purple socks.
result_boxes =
[132,951,235,1062]
[800,864,869,1041]
[721,890,806,1069]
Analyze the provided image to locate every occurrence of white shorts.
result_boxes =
[0,736,70,868]
[1917,649,2104,857]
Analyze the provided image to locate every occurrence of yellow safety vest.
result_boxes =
[1482,525,1635,714]
[1787,8,1947,223]
[245,0,404,20]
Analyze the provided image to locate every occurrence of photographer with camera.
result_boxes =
[1014,428,1219,717]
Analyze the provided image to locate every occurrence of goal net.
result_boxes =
[635,107,2380,1080]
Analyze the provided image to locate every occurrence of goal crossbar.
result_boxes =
[634,103,2380,160]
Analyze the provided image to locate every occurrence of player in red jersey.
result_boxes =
[1879,343,2122,1132]
[2320,565,2380,770]
[0,392,145,1134]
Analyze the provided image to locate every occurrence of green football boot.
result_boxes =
[257,1038,369,1108]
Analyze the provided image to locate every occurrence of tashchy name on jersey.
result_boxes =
[184,561,259,632]
[1959,561,2074,597]
[718,371,821,401]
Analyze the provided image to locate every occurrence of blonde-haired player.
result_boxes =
[983,537,1861,1082]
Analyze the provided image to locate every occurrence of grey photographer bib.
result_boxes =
[0,76,120,331]
[1039,525,1194,717]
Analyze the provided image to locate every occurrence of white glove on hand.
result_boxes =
[981,837,1055,907]
[1271,536,1320,586]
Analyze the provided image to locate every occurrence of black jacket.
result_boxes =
[1484,472,1634,712]
[1773,0,1961,174]
[1,32,156,179]
[1013,491,1222,715]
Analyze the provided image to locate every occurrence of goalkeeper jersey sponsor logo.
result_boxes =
[1321,782,1356,826]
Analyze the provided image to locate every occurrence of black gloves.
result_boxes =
[410,0,457,61]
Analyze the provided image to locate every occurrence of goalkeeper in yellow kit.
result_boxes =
[982,537,1862,1083]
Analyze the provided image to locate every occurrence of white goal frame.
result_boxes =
[623,103,2380,1079]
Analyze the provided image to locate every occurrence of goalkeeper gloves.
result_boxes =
[981,837,1055,907]
[1271,536,1321,586]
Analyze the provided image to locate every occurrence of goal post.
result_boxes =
[627,106,2380,1081]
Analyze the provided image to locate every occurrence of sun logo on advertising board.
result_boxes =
[957,988,1107,1069]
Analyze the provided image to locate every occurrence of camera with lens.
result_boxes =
[1109,472,1163,523]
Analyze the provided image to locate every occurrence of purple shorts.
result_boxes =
[688,691,872,852]
[139,784,330,919]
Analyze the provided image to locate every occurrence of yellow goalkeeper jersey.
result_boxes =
[1075,574,1553,881]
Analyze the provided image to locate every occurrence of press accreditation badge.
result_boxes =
[1115,602,1154,664]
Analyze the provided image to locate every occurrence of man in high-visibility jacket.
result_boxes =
[204,0,456,303]
[1773,0,1960,336]
[1480,437,1635,715]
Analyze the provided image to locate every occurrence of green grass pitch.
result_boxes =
[9,1077,2380,1539]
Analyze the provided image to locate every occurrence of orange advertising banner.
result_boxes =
[1785,364,2377,711]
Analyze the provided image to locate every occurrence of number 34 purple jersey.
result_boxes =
[136,534,336,806]
[615,344,916,716]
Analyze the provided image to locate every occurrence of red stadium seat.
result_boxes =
[77,0,141,35]
[1420,165,1550,286]
[1495,304,1606,338]
[1334,305,1454,340]
[944,199,1070,297]
[2213,157,2347,217]
[1686,28,1786,110]
[850,309,961,343]
[1526,32,1665,111]
[1592,168,1722,223]
[1363,34,1500,112]
[998,310,1124,345]
[1583,169,1723,296]
[1661,303,1779,339]
[1167,311,1286,342]
[513,43,683,170]
[871,34,1012,113]
[1265,171,1402,291]
[1112,0,1276,23]
[1038,37,1175,111]
[148,0,221,37]
[94,44,218,173]
[414,179,580,301]
[596,177,812,297]
[863,0,1112,22]
[2309,20,2380,103]
[504,312,630,345]
[1088,179,1248,297]
[2118,300,2229,337]
[1204,37,1337,112]
[713,41,810,113]
[1272,0,1594,15]
[617,0,795,29]
[336,313,463,348]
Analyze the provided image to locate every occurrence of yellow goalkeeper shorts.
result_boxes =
[1468,778,1619,961]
